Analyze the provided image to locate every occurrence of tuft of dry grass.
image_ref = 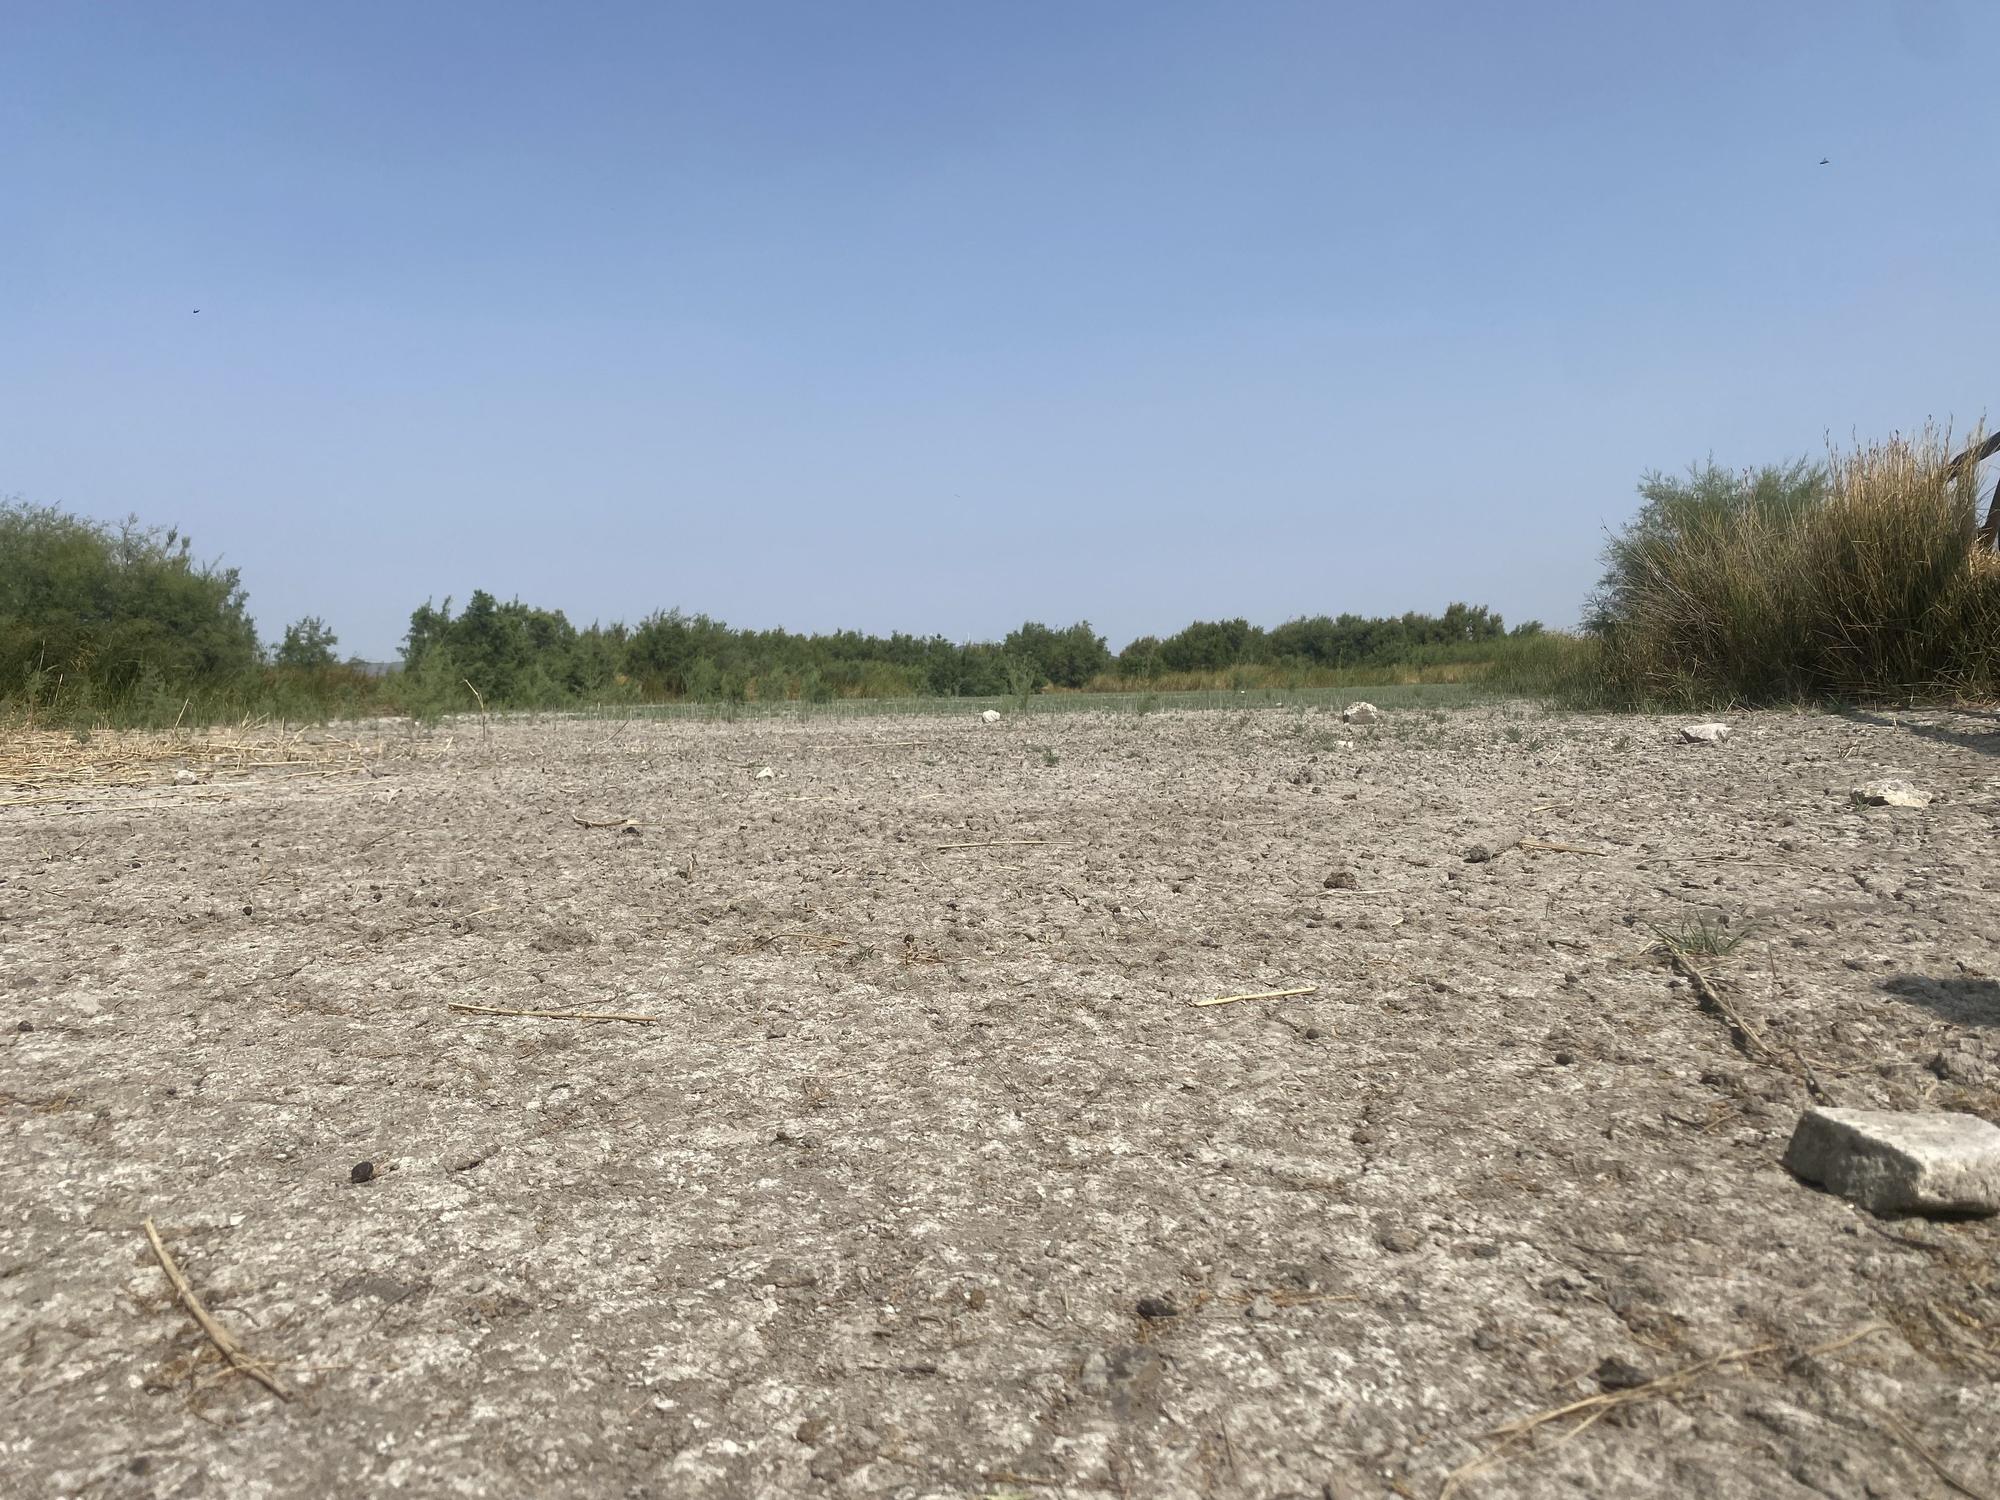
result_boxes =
[1595,424,2000,705]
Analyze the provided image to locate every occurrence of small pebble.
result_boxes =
[16,1020,32,1033]
[1378,1226,1423,1254]
[1322,869,1357,890]
[1136,1295,1179,1320]
[1553,1051,1576,1066]
[350,1161,375,1184]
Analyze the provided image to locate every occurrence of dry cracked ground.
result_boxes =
[4,702,1999,1500]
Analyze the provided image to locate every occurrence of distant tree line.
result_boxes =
[393,595,1535,705]
[0,499,1537,714]
[1113,602,1532,679]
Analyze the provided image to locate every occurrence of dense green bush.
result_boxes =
[1001,621,1111,689]
[0,502,260,696]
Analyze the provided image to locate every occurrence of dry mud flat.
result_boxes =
[3,703,1998,1500]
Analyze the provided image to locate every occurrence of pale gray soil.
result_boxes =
[4,703,1999,1500]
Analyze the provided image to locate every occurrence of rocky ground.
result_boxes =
[3,702,1997,1499]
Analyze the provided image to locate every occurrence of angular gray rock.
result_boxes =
[1782,1107,2000,1216]
[1851,778,1930,809]
[1341,702,1380,725]
[1680,722,1731,744]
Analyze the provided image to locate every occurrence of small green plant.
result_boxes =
[1035,745,1059,766]
[1649,915,1753,961]
[1503,724,1524,743]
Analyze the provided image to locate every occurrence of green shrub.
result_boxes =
[275,616,339,670]
[0,502,260,695]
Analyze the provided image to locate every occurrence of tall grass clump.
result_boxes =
[1590,425,1999,705]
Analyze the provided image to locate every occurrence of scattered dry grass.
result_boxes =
[0,719,431,804]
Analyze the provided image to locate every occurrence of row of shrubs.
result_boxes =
[4,425,1994,723]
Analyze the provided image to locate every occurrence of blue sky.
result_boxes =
[3,1,1994,659]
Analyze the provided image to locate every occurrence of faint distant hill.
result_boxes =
[346,659,400,679]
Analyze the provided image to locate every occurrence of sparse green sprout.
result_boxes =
[1649,915,1752,961]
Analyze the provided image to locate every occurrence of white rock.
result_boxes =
[173,768,201,785]
[1782,1107,2000,1216]
[1851,778,1930,809]
[1679,722,1731,744]
[754,766,776,780]
[980,709,1002,723]
[1341,702,1380,725]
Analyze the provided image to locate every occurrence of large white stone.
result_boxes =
[1782,1107,2000,1216]
[1341,702,1380,725]
[1851,778,1930,809]
[1680,722,1731,744]
[980,709,1002,724]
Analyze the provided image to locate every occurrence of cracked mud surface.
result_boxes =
[4,703,1998,1498]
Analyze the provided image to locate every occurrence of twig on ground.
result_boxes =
[1194,985,1318,1009]
[934,838,1047,851]
[1658,941,1780,1064]
[1874,1407,1996,1500]
[1439,1322,1892,1499]
[141,1218,293,1402]
[447,1002,660,1024]
[1518,839,1608,857]
[1654,939,1836,1103]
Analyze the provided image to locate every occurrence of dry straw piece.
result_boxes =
[141,1217,293,1402]
[571,811,641,831]
[1194,985,1319,1009]
[447,1001,662,1024]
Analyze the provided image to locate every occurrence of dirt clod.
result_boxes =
[1596,1355,1652,1390]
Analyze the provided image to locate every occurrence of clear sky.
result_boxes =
[4,1,1994,659]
